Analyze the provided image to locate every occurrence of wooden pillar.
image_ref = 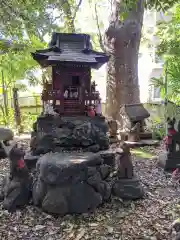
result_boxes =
[80,83,85,114]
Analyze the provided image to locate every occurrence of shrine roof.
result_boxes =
[31,33,109,69]
[123,103,150,121]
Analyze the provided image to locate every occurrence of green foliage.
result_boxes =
[145,0,178,11]
[0,0,82,88]
[0,35,46,92]
[0,0,84,129]
[21,112,39,132]
[0,0,83,38]
[0,109,39,132]
[152,4,180,104]
[150,117,166,140]
[156,4,180,56]
[122,0,178,13]
[119,0,178,20]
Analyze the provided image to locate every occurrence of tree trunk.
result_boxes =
[12,88,23,134]
[1,70,9,125]
[62,2,76,33]
[105,0,144,123]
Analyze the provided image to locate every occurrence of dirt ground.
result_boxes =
[0,138,179,240]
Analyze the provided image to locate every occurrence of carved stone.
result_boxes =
[112,142,144,200]
[159,118,180,171]
[32,152,114,215]
[0,145,32,212]
[116,143,133,179]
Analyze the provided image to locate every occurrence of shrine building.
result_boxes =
[31,32,109,115]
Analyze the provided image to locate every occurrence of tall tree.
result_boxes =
[104,0,178,123]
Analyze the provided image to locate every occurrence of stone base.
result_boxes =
[32,152,116,215]
[139,132,152,140]
[112,177,144,200]
[128,132,140,142]
[158,151,180,171]
[31,115,110,156]
[24,149,116,171]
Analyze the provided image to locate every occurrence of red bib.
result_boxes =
[17,159,25,169]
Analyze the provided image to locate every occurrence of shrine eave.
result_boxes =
[31,49,109,69]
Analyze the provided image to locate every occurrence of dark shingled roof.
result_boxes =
[31,33,109,69]
[124,103,150,121]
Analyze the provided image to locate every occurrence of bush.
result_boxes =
[151,118,166,140]
[21,112,39,132]
[0,107,40,133]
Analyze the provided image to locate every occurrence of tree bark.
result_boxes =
[1,70,9,125]
[104,0,144,123]
[62,1,76,33]
[12,88,23,134]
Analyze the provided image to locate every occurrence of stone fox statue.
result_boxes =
[116,142,134,179]
[8,143,28,179]
[0,142,32,212]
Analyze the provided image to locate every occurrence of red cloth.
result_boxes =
[17,159,25,169]
[172,168,180,181]
[168,129,177,135]
[164,129,177,145]
[88,109,95,117]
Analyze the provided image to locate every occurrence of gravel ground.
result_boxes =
[0,139,179,240]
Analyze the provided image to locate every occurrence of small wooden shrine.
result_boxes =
[32,33,109,115]
[120,103,152,140]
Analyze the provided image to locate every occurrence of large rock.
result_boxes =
[68,183,102,213]
[0,127,14,141]
[0,127,14,158]
[42,187,69,215]
[100,150,116,166]
[34,134,57,155]
[32,152,113,215]
[31,116,110,155]
[37,152,103,185]
[112,177,144,200]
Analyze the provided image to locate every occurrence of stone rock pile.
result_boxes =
[30,115,110,155]
[0,127,14,159]
[0,117,145,215]
[0,148,145,214]
[32,152,114,215]
[31,150,144,215]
